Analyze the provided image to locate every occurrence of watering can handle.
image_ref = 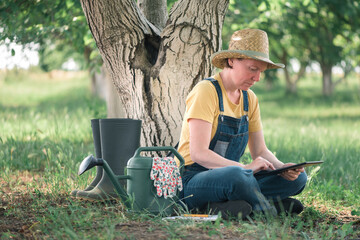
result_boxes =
[133,146,185,174]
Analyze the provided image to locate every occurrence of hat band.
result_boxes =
[230,49,269,59]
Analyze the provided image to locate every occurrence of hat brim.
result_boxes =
[211,50,285,70]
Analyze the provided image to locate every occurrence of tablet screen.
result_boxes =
[254,161,324,176]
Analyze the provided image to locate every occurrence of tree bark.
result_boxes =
[80,0,229,146]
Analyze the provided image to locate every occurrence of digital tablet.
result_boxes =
[254,161,324,176]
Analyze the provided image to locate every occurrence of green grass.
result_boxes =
[0,68,359,239]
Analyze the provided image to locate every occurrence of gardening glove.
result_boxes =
[150,157,183,199]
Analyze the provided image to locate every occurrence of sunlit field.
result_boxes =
[1,68,359,239]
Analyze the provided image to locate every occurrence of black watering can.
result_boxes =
[78,146,185,215]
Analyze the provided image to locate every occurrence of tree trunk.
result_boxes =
[280,50,297,94]
[80,0,228,146]
[321,64,333,96]
[280,49,307,95]
[283,67,297,94]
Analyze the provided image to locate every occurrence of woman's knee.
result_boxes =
[219,166,254,182]
[217,166,258,191]
[292,171,308,195]
[297,171,308,187]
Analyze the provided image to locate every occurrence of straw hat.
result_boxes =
[211,29,285,70]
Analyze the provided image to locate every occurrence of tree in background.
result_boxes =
[223,0,360,96]
[0,0,89,69]
[37,41,85,72]
[0,0,119,113]
[285,0,360,96]
[255,1,311,94]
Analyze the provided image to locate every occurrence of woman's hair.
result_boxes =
[224,58,243,69]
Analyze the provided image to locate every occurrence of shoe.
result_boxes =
[273,198,304,215]
[208,200,252,220]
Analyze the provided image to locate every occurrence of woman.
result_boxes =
[177,29,307,219]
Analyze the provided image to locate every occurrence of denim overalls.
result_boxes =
[182,78,307,211]
[183,78,249,173]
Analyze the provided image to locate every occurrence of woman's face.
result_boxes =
[228,58,268,91]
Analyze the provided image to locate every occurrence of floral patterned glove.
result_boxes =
[150,157,183,199]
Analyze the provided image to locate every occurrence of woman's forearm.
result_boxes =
[190,148,245,169]
[258,148,284,169]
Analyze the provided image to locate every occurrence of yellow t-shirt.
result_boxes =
[177,73,262,166]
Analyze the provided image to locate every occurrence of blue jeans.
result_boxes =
[182,166,307,211]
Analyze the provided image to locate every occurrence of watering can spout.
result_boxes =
[78,155,104,176]
[77,154,131,208]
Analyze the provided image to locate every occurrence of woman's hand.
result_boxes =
[244,157,275,173]
[279,163,304,181]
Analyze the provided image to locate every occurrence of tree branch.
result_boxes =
[80,0,156,51]
[138,0,168,31]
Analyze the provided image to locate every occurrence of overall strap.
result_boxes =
[205,78,224,112]
[205,78,249,115]
[242,90,249,112]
